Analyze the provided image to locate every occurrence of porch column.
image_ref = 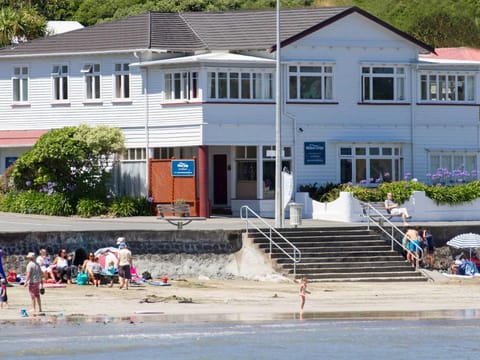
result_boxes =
[199,145,209,217]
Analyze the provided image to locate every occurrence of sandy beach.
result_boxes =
[1,273,480,323]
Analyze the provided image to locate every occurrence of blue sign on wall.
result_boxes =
[171,160,195,177]
[304,142,325,165]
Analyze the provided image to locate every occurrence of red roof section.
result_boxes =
[421,47,480,61]
[0,130,48,147]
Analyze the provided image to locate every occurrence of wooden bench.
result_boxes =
[156,204,206,230]
[360,201,401,225]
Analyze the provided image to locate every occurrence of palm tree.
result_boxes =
[0,7,22,47]
[0,6,46,48]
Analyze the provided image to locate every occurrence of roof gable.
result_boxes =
[0,7,433,57]
[274,7,433,53]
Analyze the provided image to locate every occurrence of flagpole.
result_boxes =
[275,0,284,228]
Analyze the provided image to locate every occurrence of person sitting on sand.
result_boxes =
[36,249,56,283]
[384,192,411,225]
[299,277,311,312]
[52,249,72,285]
[81,252,96,285]
[106,260,116,288]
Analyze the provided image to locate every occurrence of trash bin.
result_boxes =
[289,202,303,227]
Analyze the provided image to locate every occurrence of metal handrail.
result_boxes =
[240,205,301,277]
[361,202,423,267]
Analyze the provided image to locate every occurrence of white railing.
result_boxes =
[361,202,423,268]
[240,205,301,277]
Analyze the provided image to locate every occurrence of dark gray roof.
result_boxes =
[0,7,433,56]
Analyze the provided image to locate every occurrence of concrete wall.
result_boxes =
[298,191,480,222]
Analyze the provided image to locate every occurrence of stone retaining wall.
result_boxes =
[0,230,243,277]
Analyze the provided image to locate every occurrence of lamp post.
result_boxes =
[274,0,284,228]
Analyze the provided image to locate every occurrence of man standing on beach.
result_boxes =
[118,242,132,290]
[24,252,43,314]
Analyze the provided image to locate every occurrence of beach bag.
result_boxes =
[76,272,88,285]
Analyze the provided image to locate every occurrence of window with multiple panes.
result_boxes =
[235,146,257,199]
[122,148,146,161]
[420,73,475,102]
[51,65,68,101]
[339,145,403,184]
[361,66,406,101]
[208,71,273,100]
[262,146,291,199]
[152,147,175,159]
[82,63,101,100]
[164,71,198,101]
[114,63,130,99]
[12,66,28,102]
[288,65,333,101]
[428,152,477,182]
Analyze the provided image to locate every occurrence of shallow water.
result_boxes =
[1,311,479,359]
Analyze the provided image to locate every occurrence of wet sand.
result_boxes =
[1,273,480,323]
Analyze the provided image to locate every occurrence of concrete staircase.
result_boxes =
[249,226,427,282]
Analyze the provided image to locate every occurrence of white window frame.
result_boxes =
[164,70,198,101]
[122,148,146,161]
[262,145,292,199]
[82,63,101,101]
[288,64,334,101]
[419,72,475,103]
[207,69,273,101]
[51,64,69,102]
[114,63,130,100]
[361,65,406,102]
[12,65,28,103]
[428,152,478,183]
[338,144,404,185]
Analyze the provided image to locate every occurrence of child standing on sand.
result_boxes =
[299,277,310,312]
[0,278,7,308]
[91,257,103,287]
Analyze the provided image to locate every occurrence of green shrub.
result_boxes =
[108,196,137,217]
[134,196,154,216]
[309,180,480,205]
[76,198,106,218]
[299,182,340,201]
[0,190,73,216]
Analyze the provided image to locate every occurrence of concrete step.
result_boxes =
[255,239,387,248]
[288,265,416,274]
[276,255,404,263]
[272,250,400,259]
[307,276,428,282]
[263,245,392,253]
[282,260,411,269]
[247,225,428,282]
[294,271,425,280]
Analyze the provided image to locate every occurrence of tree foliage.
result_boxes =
[0,5,46,47]
[11,125,125,206]
[2,0,480,48]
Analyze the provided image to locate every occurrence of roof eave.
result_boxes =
[0,48,167,59]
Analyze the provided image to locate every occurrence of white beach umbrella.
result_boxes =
[447,233,480,249]
[447,233,480,260]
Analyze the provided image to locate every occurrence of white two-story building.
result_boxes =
[0,6,478,217]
